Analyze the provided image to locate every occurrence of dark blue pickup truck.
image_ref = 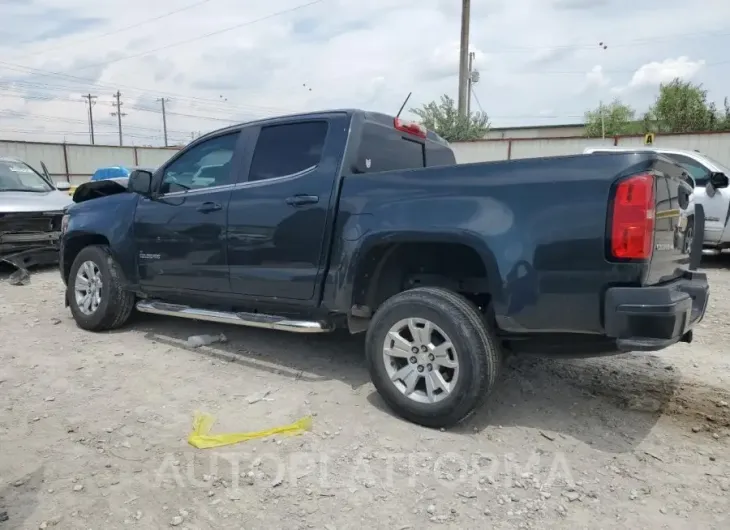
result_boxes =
[59,109,715,428]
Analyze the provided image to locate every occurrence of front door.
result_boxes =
[227,117,348,302]
[134,131,242,293]
[665,153,730,245]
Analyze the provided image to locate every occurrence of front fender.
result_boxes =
[62,193,139,283]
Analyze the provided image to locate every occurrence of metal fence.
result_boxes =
[2,131,730,187]
[452,131,730,167]
[0,139,181,186]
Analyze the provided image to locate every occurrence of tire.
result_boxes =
[365,286,502,429]
[67,245,135,331]
[683,216,694,254]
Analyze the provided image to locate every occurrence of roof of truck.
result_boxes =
[194,108,449,146]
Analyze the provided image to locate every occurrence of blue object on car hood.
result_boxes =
[91,166,154,181]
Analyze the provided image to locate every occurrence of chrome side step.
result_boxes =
[135,300,333,333]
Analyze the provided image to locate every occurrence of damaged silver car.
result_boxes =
[0,156,73,281]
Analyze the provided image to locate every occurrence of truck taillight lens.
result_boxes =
[610,173,655,260]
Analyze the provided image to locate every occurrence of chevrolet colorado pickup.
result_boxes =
[59,109,712,428]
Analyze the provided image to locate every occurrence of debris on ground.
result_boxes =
[246,388,277,404]
[186,333,227,348]
[187,411,312,449]
[7,266,30,286]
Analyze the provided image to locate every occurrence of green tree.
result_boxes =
[584,99,641,137]
[410,94,489,142]
[645,78,722,133]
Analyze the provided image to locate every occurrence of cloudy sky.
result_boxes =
[0,0,728,146]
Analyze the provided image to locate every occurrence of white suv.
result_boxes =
[584,147,730,252]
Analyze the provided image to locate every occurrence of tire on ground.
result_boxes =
[365,286,502,428]
[67,245,135,331]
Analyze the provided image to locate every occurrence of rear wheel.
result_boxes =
[365,287,502,428]
[67,245,135,331]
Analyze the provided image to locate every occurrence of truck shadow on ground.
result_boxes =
[699,252,730,269]
[134,314,698,455]
[0,466,44,529]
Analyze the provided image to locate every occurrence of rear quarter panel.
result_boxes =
[326,154,662,335]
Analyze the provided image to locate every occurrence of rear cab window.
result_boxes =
[354,117,455,174]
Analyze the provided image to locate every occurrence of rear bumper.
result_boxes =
[604,270,709,352]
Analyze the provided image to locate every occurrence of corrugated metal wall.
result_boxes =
[453,132,730,167]
[0,140,181,186]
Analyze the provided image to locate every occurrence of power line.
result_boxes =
[9,0,218,62]
[71,1,325,73]
[472,90,485,114]
[0,62,293,116]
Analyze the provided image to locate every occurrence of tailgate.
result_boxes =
[644,156,698,285]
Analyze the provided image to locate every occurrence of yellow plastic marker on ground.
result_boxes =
[187,411,313,449]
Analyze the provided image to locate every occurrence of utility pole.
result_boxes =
[457,0,471,117]
[466,51,476,116]
[598,42,608,139]
[157,98,169,147]
[111,91,127,146]
[82,94,97,145]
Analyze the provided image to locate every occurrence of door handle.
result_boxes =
[197,201,222,213]
[286,194,319,206]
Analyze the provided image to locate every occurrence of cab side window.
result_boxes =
[160,132,239,194]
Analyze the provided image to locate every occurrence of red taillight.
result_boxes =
[394,118,427,138]
[610,173,655,260]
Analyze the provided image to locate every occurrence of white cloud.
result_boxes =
[627,56,706,89]
[586,65,610,87]
[0,0,729,144]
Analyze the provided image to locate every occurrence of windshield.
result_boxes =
[699,153,730,174]
[0,160,53,192]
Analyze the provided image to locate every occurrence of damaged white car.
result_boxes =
[0,156,73,279]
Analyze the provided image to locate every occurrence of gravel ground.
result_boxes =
[1,259,729,530]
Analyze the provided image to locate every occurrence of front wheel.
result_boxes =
[365,287,502,428]
[67,245,135,331]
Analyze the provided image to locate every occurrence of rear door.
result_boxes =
[227,115,349,302]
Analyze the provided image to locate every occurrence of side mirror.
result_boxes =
[709,172,729,189]
[128,169,154,196]
[55,181,71,191]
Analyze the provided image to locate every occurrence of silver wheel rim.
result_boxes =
[382,318,459,404]
[74,260,103,316]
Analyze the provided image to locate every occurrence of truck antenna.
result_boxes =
[395,92,412,119]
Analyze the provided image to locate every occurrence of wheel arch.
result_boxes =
[346,230,504,333]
